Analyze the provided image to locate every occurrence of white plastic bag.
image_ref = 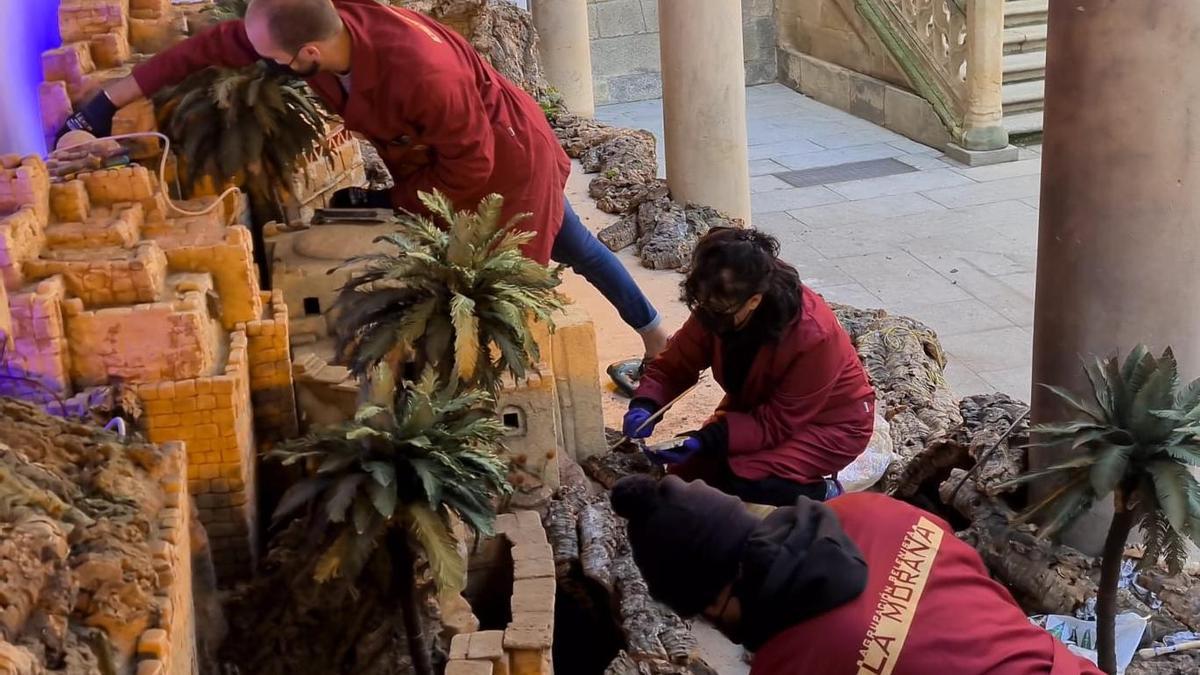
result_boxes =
[839,414,894,493]
[1033,613,1148,674]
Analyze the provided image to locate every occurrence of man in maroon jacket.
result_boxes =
[622,228,875,505]
[612,474,1106,675]
[64,0,670,361]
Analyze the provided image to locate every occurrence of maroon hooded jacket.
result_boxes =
[131,0,571,264]
[635,286,875,484]
[746,493,1104,675]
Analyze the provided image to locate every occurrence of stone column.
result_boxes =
[960,0,1008,151]
[530,0,595,117]
[658,0,752,225]
[1031,0,1200,552]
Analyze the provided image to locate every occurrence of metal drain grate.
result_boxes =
[773,157,917,188]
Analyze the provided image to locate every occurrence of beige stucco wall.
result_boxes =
[776,0,907,89]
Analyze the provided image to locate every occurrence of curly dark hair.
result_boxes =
[682,227,802,338]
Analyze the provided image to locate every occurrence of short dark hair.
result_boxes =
[682,227,803,338]
[250,0,342,53]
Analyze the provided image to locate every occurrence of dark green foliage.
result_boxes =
[270,370,511,594]
[152,63,327,197]
[1003,345,1200,573]
[204,0,249,22]
[333,191,567,394]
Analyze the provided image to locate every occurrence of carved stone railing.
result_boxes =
[857,0,1008,151]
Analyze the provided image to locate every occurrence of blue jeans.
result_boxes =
[551,199,661,334]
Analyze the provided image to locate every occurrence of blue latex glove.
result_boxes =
[644,436,703,466]
[622,407,657,439]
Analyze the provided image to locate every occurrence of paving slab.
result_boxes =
[828,168,974,200]
[589,84,1045,402]
[772,143,909,171]
[787,193,947,229]
[922,173,1042,208]
[751,186,845,215]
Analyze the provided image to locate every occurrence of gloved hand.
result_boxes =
[59,91,118,139]
[622,406,657,439]
[644,436,704,466]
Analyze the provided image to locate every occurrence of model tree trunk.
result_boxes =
[939,470,1096,615]
[1097,489,1136,675]
[389,528,434,675]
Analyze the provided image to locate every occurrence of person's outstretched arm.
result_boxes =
[64,21,259,137]
[635,315,713,409]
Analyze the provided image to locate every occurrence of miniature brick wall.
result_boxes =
[1,278,72,402]
[165,226,264,330]
[41,42,95,89]
[137,331,259,580]
[46,203,145,250]
[142,196,232,247]
[134,440,199,675]
[58,0,128,43]
[0,276,10,347]
[62,287,219,388]
[279,125,367,223]
[0,206,45,292]
[450,511,555,675]
[128,0,180,55]
[497,368,562,492]
[245,290,299,443]
[534,305,607,462]
[81,165,156,207]
[49,179,92,223]
[26,239,167,308]
[58,0,133,72]
[39,82,74,150]
[1,155,51,226]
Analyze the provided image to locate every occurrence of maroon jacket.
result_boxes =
[636,286,875,484]
[749,493,1104,675]
[132,0,571,264]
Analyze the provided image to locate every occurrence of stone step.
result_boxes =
[1002,79,1045,115]
[1003,23,1048,54]
[1003,50,1046,83]
[1003,110,1044,137]
[1005,0,1048,28]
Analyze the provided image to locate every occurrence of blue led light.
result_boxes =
[0,0,63,156]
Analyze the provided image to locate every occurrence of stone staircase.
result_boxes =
[1002,0,1048,137]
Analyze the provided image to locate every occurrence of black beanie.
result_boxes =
[611,474,759,617]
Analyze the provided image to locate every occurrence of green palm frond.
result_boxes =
[270,375,512,592]
[204,0,250,22]
[1009,345,1200,571]
[332,191,567,394]
[153,63,328,196]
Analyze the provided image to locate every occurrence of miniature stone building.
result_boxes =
[40,0,181,150]
[0,150,296,580]
[267,213,607,489]
[450,511,556,675]
[265,216,401,345]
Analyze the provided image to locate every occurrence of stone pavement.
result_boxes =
[591,83,1043,403]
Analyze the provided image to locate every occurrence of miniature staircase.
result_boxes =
[1002,0,1049,137]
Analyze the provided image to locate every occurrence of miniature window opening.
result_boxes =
[303,297,321,316]
[501,406,525,435]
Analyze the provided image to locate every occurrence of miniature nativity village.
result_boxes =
[2,1,1200,674]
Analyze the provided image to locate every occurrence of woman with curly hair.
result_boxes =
[622,228,875,505]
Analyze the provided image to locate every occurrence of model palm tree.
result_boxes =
[1000,345,1200,674]
[271,368,511,675]
[333,190,566,394]
[153,63,327,224]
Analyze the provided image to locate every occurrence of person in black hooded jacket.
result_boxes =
[611,474,1104,675]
